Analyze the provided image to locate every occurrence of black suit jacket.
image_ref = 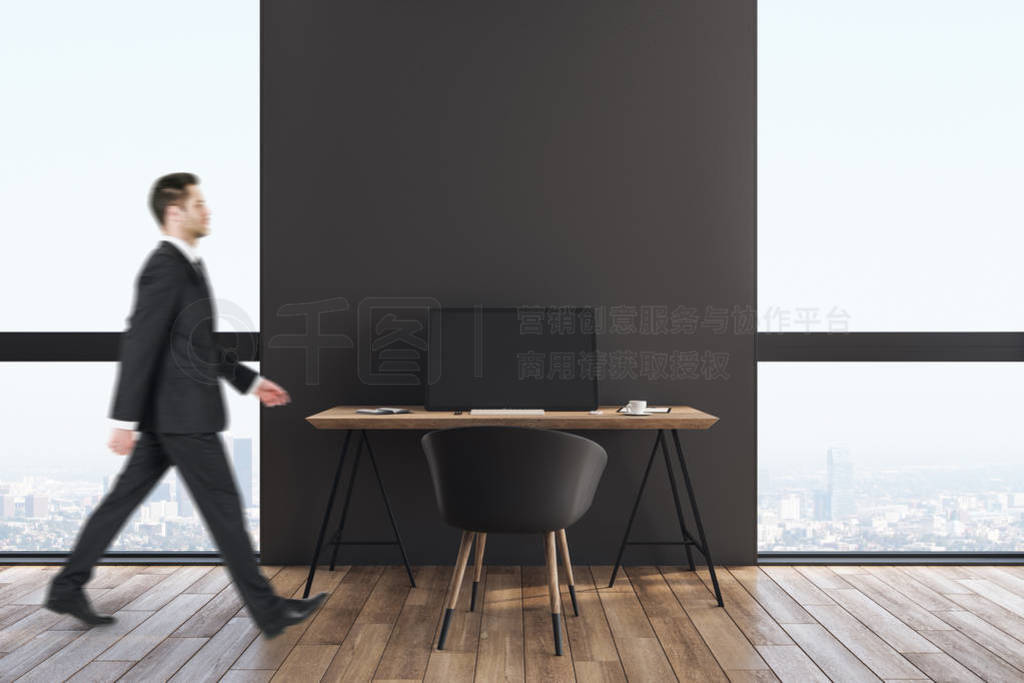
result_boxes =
[109,241,257,433]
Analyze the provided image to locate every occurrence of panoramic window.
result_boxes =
[758,1,1024,551]
[0,1,259,552]
[758,363,1024,552]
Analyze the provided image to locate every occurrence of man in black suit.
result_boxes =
[46,172,325,637]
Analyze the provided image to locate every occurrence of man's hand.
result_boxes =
[108,428,136,456]
[255,378,291,407]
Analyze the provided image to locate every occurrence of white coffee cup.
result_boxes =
[625,400,647,414]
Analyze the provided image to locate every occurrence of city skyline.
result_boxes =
[760,446,1024,552]
[0,429,259,552]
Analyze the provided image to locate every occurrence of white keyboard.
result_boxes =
[469,409,546,415]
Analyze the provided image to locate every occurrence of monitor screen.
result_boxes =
[425,307,599,411]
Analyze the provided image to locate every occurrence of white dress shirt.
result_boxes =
[110,235,262,432]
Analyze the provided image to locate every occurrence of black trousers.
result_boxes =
[51,432,283,628]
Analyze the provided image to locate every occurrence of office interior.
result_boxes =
[2,1,1023,681]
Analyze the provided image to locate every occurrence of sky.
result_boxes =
[759,362,1024,472]
[0,0,259,332]
[758,0,1024,333]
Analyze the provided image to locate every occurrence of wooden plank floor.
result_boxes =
[1,565,1024,681]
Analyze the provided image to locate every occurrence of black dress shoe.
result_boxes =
[45,591,115,626]
[262,592,328,639]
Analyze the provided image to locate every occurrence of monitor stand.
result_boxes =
[468,408,546,415]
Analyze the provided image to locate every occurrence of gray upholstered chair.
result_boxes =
[421,426,607,655]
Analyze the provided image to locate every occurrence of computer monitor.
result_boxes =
[424,307,599,411]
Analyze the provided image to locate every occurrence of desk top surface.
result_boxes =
[306,405,718,430]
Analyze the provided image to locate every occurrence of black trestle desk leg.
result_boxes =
[304,429,354,599]
[362,432,417,587]
[660,429,696,571]
[328,431,364,571]
[671,429,723,607]
[609,430,663,588]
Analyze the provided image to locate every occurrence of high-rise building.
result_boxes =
[780,494,801,521]
[813,490,831,521]
[827,447,855,520]
[231,436,254,508]
[25,494,50,518]
[0,494,15,518]
[176,471,194,518]
[148,482,172,503]
[142,500,178,522]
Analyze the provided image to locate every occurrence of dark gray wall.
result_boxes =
[260,1,756,565]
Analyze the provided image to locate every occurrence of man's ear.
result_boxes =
[164,205,182,226]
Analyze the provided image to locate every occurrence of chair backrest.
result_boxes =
[420,426,608,533]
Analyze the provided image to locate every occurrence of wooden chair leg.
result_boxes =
[557,529,579,616]
[470,532,487,612]
[438,530,474,650]
[544,531,563,656]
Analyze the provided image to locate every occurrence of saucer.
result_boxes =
[621,410,653,416]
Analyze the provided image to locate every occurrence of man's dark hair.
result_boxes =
[149,172,199,226]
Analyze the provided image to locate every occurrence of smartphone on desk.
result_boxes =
[355,407,411,414]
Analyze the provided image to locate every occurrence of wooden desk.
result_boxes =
[303,405,723,605]
[307,405,718,430]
